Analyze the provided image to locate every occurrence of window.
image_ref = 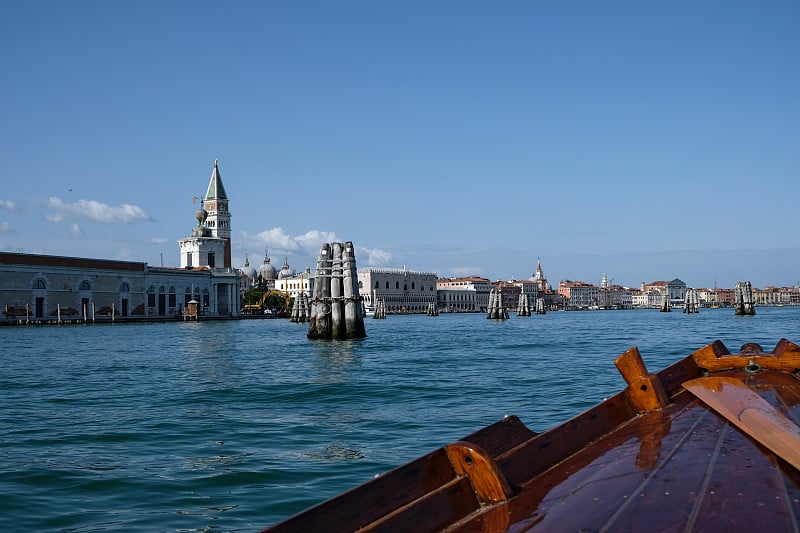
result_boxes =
[203,288,210,307]
[34,279,46,289]
[386,281,389,289]
[79,280,91,291]
[120,282,130,292]
[208,252,215,268]
[396,282,400,289]
[375,281,380,289]
[187,252,193,267]
[412,282,415,290]
[147,286,156,308]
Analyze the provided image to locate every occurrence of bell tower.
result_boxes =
[203,159,231,268]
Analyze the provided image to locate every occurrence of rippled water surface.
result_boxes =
[2,308,798,531]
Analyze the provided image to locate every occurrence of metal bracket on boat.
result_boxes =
[745,360,762,374]
[444,441,513,504]
[615,346,669,413]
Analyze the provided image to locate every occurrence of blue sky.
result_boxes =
[2,1,798,289]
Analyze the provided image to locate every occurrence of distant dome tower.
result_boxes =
[239,254,257,288]
[258,248,278,282]
[278,257,296,279]
[203,159,231,268]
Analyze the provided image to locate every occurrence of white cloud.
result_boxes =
[0,200,15,211]
[150,237,169,245]
[360,247,392,266]
[244,227,338,255]
[47,197,152,224]
[0,221,11,234]
[295,229,338,251]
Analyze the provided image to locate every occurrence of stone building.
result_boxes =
[358,267,438,313]
[1,160,240,322]
[436,276,492,312]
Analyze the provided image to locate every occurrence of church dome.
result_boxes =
[239,255,256,280]
[258,250,278,281]
[278,258,295,279]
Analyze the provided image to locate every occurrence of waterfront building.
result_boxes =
[274,268,315,300]
[436,276,492,312]
[666,278,688,307]
[642,279,687,308]
[753,286,793,306]
[694,287,717,307]
[513,279,540,309]
[358,267,438,314]
[557,280,599,309]
[1,160,240,322]
[631,287,663,309]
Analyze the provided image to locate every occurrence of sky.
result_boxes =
[2,1,798,289]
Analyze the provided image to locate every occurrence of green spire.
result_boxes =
[205,159,228,200]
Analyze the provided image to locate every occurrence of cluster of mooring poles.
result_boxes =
[373,299,387,319]
[426,302,439,316]
[660,292,671,312]
[517,294,531,316]
[307,241,367,339]
[291,293,310,323]
[684,288,699,314]
[535,297,546,315]
[486,289,509,320]
[734,281,756,315]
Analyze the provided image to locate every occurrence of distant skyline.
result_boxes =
[2,2,798,289]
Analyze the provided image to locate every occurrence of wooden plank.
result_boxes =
[365,476,478,533]
[261,448,456,532]
[459,415,537,459]
[495,391,636,488]
[684,376,800,471]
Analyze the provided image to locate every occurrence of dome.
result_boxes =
[278,258,296,279]
[239,255,256,280]
[258,249,278,281]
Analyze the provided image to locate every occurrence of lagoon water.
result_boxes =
[2,307,799,531]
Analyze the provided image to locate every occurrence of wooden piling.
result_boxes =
[330,242,345,339]
[342,242,366,337]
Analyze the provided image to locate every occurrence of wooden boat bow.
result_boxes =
[262,339,800,532]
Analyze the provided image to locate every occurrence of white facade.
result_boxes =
[437,276,493,312]
[358,267,438,313]
[274,270,315,299]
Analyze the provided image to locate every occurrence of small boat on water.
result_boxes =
[262,339,800,532]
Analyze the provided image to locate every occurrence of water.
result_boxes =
[1,308,798,531]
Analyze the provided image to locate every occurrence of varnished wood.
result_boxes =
[264,340,800,532]
[615,346,668,412]
[684,376,800,471]
[444,441,513,503]
[692,337,800,372]
[460,415,537,458]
